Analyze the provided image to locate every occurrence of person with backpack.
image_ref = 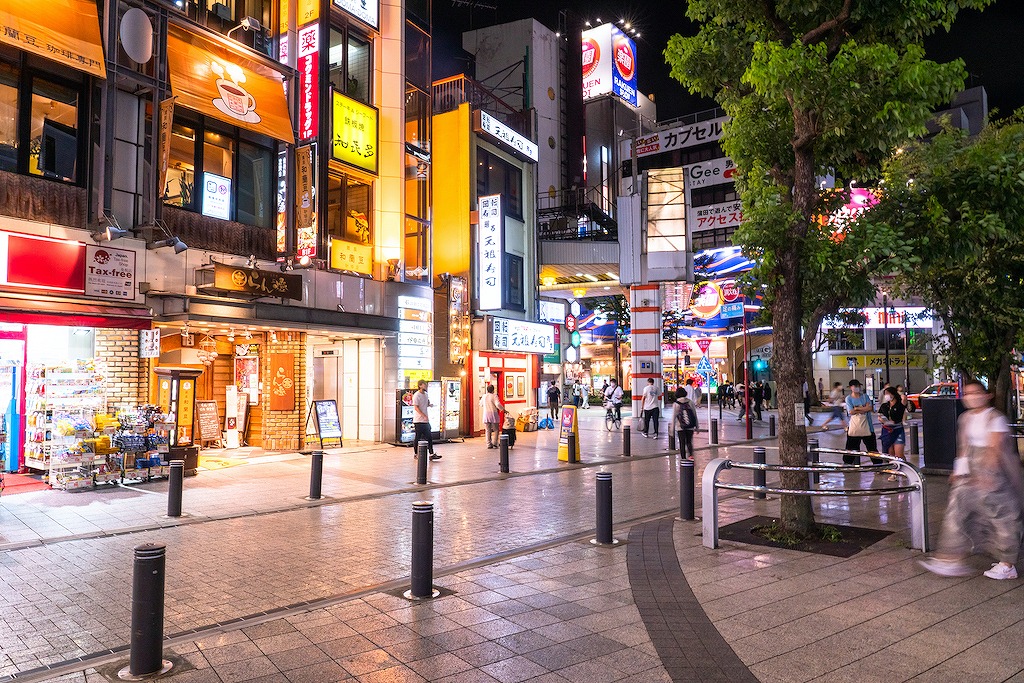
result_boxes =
[673,387,699,460]
[546,383,561,420]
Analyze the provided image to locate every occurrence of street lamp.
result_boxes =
[882,292,891,386]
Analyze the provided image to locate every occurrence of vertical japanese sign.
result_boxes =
[269,353,295,410]
[157,97,175,200]
[277,0,289,62]
[476,194,503,311]
[276,149,287,254]
[297,23,319,141]
[295,144,317,258]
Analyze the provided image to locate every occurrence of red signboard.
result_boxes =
[3,232,85,292]
[721,280,740,303]
[696,338,712,354]
[564,315,577,333]
[297,23,319,141]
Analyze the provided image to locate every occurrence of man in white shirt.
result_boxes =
[640,378,661,437]
[604,379,624,421]
[412,380,441,460]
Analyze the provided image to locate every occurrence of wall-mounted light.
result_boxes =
[150,236,188,253]
[143,218,187,254]
[246,254,258,269]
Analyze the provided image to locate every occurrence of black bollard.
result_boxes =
[499,434,510,473]
[668,430,676,451]
[909,423,919,456]
[127,544,169,677]
[308,450,324,500]
[406,502,438,599]
[623,425,631,457]
[711,418,719,446]
[166,460,184,517]
[416,442,428,485]
[769,414,777,437]
[808,438,820,485]
[567,432,578,464]
[753,446,767,499]
[679,460,695,520]
[594,472,616,545]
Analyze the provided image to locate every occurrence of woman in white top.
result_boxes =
[919,381,1024,580]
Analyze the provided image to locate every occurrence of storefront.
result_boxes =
[468,316,553,434]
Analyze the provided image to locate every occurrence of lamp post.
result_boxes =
[903,316,910,391]
[882,293,891,386]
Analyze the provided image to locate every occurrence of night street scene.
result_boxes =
[3,1,1024,682]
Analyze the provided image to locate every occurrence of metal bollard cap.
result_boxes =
[680,459,694,468]
[133,543,166,559]
[596,471,612,481]
[169,460,184,467]
[412,501,433,511]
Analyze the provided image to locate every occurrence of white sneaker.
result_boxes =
[984,563,1018,580]
[918,557,973,577]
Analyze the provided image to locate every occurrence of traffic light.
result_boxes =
[684,354,691,365]
[753,359,767,371]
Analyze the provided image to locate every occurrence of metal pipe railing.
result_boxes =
[701,448,929,553]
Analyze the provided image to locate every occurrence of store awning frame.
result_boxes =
[0,295,153,330]
[0,0,106,79]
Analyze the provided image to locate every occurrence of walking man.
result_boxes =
[640,378,661,437]
[481,384,504,449]
[546,383,561,420]
[752,382,764,421]
[413,380,441,460]
[673,387,699,460]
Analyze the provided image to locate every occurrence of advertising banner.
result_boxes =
[635,116,727,159]
[295,144,317,258]
[477,194,503,310]
[332,91,378,173]
[84,244,136,300]
[157,97,176,201]
[0,0,106,78]
[582,23,638,107]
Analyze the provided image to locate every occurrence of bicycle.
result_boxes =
[604,400,622,431]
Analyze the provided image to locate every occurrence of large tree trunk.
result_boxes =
[777,116,817,536]
[994,338,1014,417]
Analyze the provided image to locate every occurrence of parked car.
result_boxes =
[907,382,959,410]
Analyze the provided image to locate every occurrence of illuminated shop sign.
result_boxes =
[635,116,728,159]
[398,295,433,375]
[297,23,319,141]
[332,0,378,29]
[201,172,231,220]
[475,110,538,162]
[582,23,638,107]
[488,316,555,355]
[476,194,503,311]
[332,91,378,173]
[822,307,934,330]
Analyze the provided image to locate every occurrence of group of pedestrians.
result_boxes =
[734,380,772,421]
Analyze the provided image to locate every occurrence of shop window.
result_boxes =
[330,27,372,105]
[690,226,736,252]
[405,153,429,221]
[406,0,430,30]
[874,329,905,352]
[237,141,273,229]
[827,329,864,351]
[504,253,524,311]
[165,121,197,208]
[163,114,274,226]
[405,86,429,152]
[404,217,429,282]
[29,79,79,182]
[0,62,18,173]
[327,172,373,243]
[405,23,430,92]
[476,148,522,220]
[690,184,738,206]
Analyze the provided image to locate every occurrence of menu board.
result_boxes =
[398,389,416,444]
[195,401,221,443]
[313,400,342,440]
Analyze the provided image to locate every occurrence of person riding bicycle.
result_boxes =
[604,378,624,422]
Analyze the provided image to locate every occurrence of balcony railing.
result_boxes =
[537,186,618,241]
[432,75,531,138]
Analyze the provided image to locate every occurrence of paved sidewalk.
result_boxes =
[6,413,989,683]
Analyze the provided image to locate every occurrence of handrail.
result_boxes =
[701,448,930,552]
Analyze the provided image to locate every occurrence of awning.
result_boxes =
[0,0,106,79]
[166,25,294,143]
[0,296,152,330]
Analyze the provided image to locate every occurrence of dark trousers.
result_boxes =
[677,429,695,459]
[642,408,660,435]
[414,422,434,455]
[844,433,883,465]
[549,402,559,419]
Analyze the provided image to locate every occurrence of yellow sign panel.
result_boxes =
[557,406,580,462]
[830,354,927,369]
[330,238,373,275]
[296,0,319,27]
[332,91,378,174]
[0,0,106,78]
[178,378,195,445]
[166,26,294,143]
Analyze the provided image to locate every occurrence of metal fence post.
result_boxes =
[592,472,618,545]
[308,450,324,500]
[623,425,631,457]
[567,432,578,464]
[710,418,719,446]
[166,460,184,517]
[416,442,428,485]
[752,446,767,499]
[404,502,439,600]
[679,460,694,520]
[769,414,777,437]
[499,434,510,473]
[702,458,731,549]
[808,438,820,485]
[123,544,171,678]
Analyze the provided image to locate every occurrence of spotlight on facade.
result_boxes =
[149,236,188,253]
[91,225,129,242]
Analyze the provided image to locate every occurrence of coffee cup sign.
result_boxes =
[211,60,261,124]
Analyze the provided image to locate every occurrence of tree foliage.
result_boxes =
[664,0,989,535]
[862,118,1024,414]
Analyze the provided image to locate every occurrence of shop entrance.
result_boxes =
[311,337,382,442]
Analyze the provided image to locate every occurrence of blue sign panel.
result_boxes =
[611,27,638,107]
[720,302,744,319]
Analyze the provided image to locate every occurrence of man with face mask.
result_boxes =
[844,379,883,466]
[920,381,1024,580]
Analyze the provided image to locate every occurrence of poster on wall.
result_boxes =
[234,355,259,405]
[85,244,136,300]
[269,353,295,410]
[139,329,161,358]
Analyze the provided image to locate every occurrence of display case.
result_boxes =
[154,367,203,472]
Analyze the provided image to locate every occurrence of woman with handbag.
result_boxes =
[844,379,882,465]
[919,381,1024,580]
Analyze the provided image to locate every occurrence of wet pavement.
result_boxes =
[5,408,1018,683]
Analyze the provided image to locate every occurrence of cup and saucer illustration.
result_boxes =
[210,60,261,124]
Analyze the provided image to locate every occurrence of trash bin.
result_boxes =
[921,396,963,473]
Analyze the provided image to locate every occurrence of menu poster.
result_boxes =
[178,378,195,445]
[313,400,343,441]
[195,400,221,443]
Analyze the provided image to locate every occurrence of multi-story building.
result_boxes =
[0,0,434,478]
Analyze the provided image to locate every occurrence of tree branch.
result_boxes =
[801,0,852,46]
[760,0,793,42]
